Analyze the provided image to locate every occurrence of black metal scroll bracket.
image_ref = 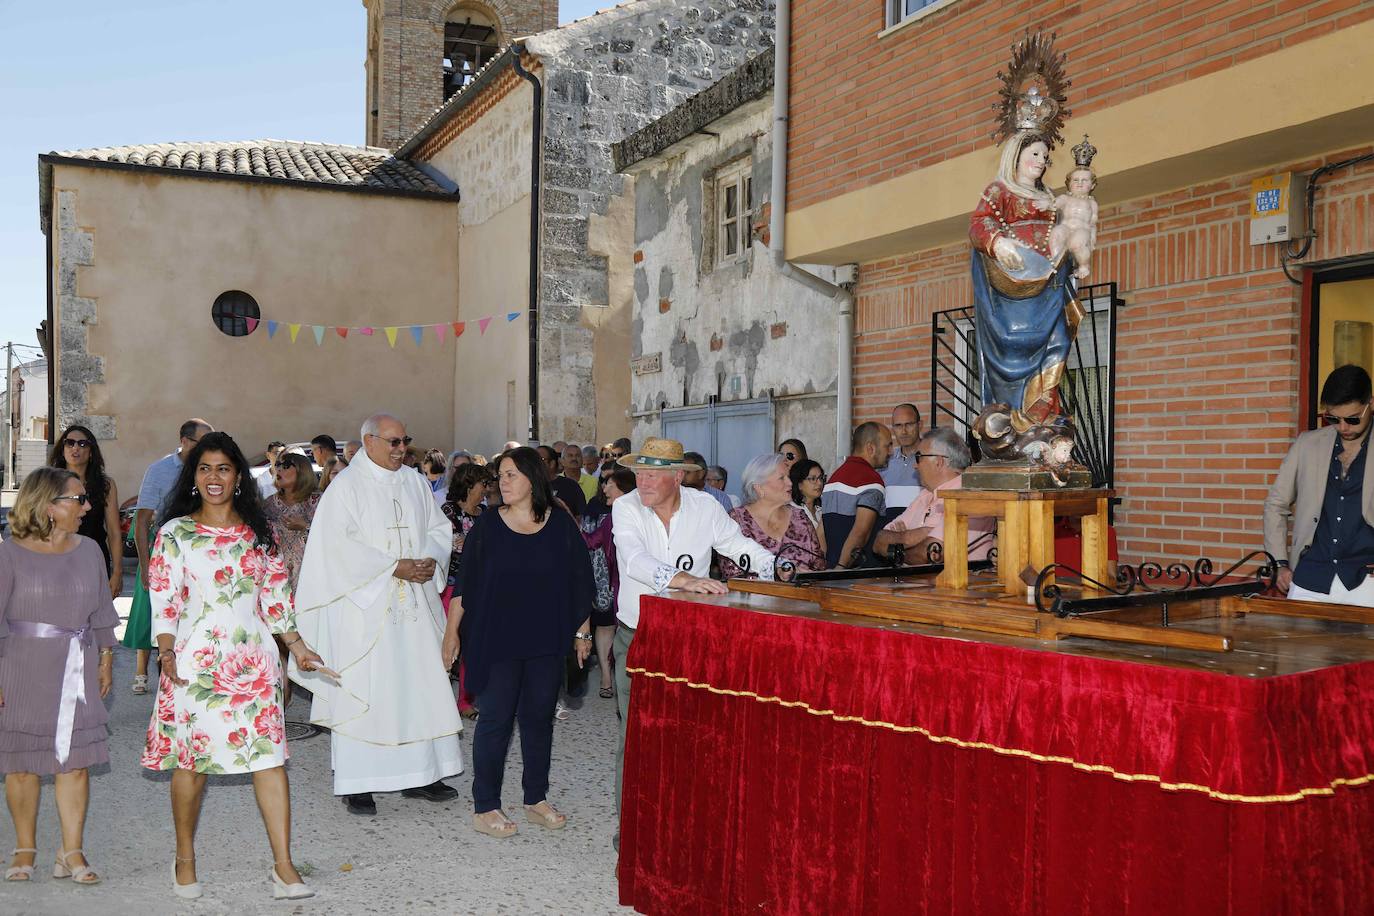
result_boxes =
[1034,551,1279,619]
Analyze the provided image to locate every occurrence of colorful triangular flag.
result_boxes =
[506,311,520,322]
[312,325,325,346]
[245,317,260,333]
[478,316,493,335]
[409,325,424,346]
[336,327,349,339]
[359,327,374,336]
[433,324,447,342]
[266,320,279,338]
[384,327,398,348]
[452,322,465,338]
[288,323,302,343]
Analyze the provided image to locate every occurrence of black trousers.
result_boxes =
[471,654,564,813]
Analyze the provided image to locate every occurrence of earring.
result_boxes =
[234,486,241,497]
[191,486,199,497]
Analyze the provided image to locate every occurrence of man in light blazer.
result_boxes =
[1263,364,1374,605]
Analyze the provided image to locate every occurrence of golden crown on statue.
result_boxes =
[993,31,1072,147]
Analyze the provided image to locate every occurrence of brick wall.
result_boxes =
[367,0,559,150]
[787,0,1374,213]
[851,145,1374,565]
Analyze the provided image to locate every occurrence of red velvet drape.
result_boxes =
[618,597,1374,914]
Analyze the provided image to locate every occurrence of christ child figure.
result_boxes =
[1051,167,1098,278]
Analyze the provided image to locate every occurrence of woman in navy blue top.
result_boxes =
[442,447,593,838]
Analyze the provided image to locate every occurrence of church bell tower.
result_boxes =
[364,0,560,150]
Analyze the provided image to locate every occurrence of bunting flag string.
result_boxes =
[237,311,527,347]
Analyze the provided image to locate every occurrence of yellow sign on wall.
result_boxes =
[1249,172,1304,244]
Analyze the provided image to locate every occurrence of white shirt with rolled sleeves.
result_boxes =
[611,485,776,629]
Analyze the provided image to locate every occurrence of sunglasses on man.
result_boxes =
[1322,404,1371,427]
[365,433,414,448]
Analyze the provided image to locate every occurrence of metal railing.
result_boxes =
[930,280,1121,488]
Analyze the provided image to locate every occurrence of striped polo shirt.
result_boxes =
[821,456,886,567]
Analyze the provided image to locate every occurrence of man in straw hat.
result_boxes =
[609,437,776,847]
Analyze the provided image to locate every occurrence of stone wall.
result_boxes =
[624,94,840,470]
[524,0,775,445]
[54,189,114,440]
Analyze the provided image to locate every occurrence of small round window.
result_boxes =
[211,290,260,336]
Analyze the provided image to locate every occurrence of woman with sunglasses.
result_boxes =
[1,468,118,885]
[777,438,809,473]
[265,454,320,592]
[48,425,123,599]
[789,459,828,559]
[265,453,320,707]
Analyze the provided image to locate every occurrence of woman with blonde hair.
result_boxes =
[1,467,118,884]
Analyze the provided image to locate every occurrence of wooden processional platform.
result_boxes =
[731,486,1374,657]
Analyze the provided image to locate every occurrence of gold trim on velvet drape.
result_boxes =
[626,666,1374,804]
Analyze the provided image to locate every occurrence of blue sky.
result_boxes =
[0,0,607,359]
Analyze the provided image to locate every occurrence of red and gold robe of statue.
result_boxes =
[969,180,1055,257]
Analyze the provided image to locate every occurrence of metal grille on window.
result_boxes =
[211,290,260,337]
[930,281,1121,489]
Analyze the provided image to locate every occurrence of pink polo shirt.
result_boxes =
[882,474,995,560]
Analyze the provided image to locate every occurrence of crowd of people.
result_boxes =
[0,402,1001,897]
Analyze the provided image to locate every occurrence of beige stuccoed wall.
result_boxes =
[420,80,533,455]
[455,197,532,454]
[51,164,460,499]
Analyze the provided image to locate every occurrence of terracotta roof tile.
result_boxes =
[46,139,452,197]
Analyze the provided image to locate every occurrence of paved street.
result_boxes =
[2,562,628,915]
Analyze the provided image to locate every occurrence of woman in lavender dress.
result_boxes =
[718,454,826,579]
[0,468,118,885]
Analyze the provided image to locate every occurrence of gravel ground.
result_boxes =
[1,563,628,915]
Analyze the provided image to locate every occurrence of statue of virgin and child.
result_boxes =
[965,33,1099,485]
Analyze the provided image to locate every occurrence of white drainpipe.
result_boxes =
[770,0,855,463]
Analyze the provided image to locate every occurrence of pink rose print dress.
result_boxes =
[140,519,295,774]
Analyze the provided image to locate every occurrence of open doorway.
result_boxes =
[1305,265,1374,427]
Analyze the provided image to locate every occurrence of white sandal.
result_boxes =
[130,674,149,695]
[5,848,37,882]
[53,849,100,885]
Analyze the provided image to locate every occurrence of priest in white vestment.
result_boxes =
[291,414,462,814]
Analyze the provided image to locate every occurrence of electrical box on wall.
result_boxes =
[1249,172,1306,245]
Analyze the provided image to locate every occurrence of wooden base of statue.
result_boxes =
[960,460,1094,491]
[936,487,1112,597]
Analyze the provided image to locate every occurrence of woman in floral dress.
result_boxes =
[718,454,827,578]
[264,451,319,707]
[140,432,327,901]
